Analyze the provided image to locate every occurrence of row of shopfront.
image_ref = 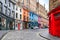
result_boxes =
[0,8,48,30]
[28,12,41,29]
[0,12,15,30]
[15,9,41,30]
[15,8,40,30]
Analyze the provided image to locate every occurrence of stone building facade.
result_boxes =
[49,0,60,11]
[0,0,16,30]
[36,2,48,28]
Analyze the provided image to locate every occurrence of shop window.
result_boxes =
[16,24,17,27]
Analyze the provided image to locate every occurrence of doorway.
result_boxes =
[9,21,13,30]
[0,17,1,30]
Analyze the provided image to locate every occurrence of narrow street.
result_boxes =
[0,0,60,40]
[1,29,47,40]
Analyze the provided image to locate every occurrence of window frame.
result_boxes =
[5,0,7,4]
[12,11,15,18]
[20,9,21,12]
[20,14,21,19]
[4,6,7,14]
[8,9,11,16]
[13,3,15,9]
[16,13,18,18]
[0,2,2,12]
[9,0,11,7]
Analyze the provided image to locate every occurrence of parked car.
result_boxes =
[33,26,39,29]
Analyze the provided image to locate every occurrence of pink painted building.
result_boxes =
[38,16,41,28]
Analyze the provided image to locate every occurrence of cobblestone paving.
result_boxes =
[1,29,47,40]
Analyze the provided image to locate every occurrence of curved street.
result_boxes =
[1,29,47,40]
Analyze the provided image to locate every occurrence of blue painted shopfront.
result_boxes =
[29,12,38,29]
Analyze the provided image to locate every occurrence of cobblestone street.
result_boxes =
[1,29,47,40]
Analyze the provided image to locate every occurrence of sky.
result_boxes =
[39,0,49,12]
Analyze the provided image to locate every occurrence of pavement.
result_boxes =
[39,28,60,40]
[0,30,10,40]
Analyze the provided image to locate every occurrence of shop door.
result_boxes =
[18,23,20,30]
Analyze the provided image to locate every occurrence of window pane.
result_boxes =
[16,6,18,10]
[4,7,7,14]
[16,13,18,18]
[21,0,24,4]
[8,9,10,16]
[5,0,7,3]
[13,4,15,9]
[20,14,21,19]
[9,1,10,7]
[12,11,15,18]
[20,9,21,12]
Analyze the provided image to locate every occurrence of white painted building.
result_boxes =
[0,0,16,30]
[15,0,23,30]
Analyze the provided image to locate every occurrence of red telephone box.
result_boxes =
[48,6,60,37]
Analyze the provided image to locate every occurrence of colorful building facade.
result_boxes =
[37,2,48,28]
[49,0,60,11]
[38,16,41,28]
[15,5,23,30]
[29,12,38,29]
[22,8,29,29]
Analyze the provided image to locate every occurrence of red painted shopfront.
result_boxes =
[18,23,20,30]
[48,6,60,37]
